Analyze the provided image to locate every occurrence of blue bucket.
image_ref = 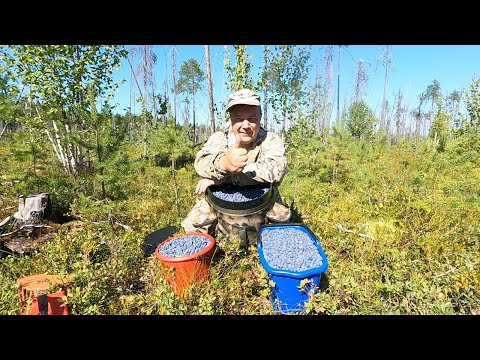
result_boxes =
[256,223,328,314]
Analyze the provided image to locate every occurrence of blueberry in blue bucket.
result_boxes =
[257,223,328,314]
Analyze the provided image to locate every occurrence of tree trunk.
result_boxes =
[192,90,196,143]
[337,46,341,125]
[205,45,215,135]
[324,45,333,131]
[153,60,159,126]
[380,61,389,133]
[271,107,276,134]
[379,45,392,134]
[263,45,269,130]
[172,46,177,125]
[429,99,435,136]
[143,47,148,157]
[126,55,147,156]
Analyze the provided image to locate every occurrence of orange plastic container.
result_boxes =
[16,274,71,315]
[23,291,69,315]
[155,233,215,297]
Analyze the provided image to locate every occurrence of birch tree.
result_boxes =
[224,45,254,93]
[268,45,311,135]
[0,45,127,175]
[456,78,479,141]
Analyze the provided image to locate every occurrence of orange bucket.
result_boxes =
[155,233,215,297]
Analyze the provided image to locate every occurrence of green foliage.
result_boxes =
[0,271,20,315]
[174,58,205,141]
[464,78,480,128]
[155,94,168,117]
[2,45,127,109]
[429,110,450,152]
[452,78,480,156]
[175,59,205,97]
[224,45,254,92]
[346,101,376,139]
[71,82,130,199]
[284,118,331,182]
[147,120,194,169]
[267,46,312,130]
[0,71,25,128]
[425,79,442,111]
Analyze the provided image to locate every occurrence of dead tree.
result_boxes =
[377,45,393,134]
[205,45,215,135]
[14,193,52,226]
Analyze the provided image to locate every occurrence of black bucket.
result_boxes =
[206,183,273,216]
[142,226,178,257]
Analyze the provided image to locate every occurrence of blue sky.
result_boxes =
[111,45,480,126]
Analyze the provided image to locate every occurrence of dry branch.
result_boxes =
[0,224,53,239]
[0,214,13,228]
[108,212,132,231]
[70,212,132,231]
[335,223,376,240]
[434,265,458,278]
[70,213,101,225]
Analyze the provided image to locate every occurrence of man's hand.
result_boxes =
[195,177,226,195]
[218,133,248,174]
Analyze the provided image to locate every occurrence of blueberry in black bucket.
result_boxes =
[206,183,273,216]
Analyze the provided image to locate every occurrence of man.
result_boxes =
[181,88,291,248]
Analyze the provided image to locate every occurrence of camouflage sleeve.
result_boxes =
[233,131,287,186]
[194,131,230,181]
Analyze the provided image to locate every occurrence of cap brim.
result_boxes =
[226,100,260,112]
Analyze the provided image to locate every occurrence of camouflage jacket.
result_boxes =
[194,124,287,187]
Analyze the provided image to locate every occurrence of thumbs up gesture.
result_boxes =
[219,133,248,174]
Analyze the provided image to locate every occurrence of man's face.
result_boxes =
[229,104,261,146]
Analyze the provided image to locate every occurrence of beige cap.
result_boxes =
[226,88,261,112]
